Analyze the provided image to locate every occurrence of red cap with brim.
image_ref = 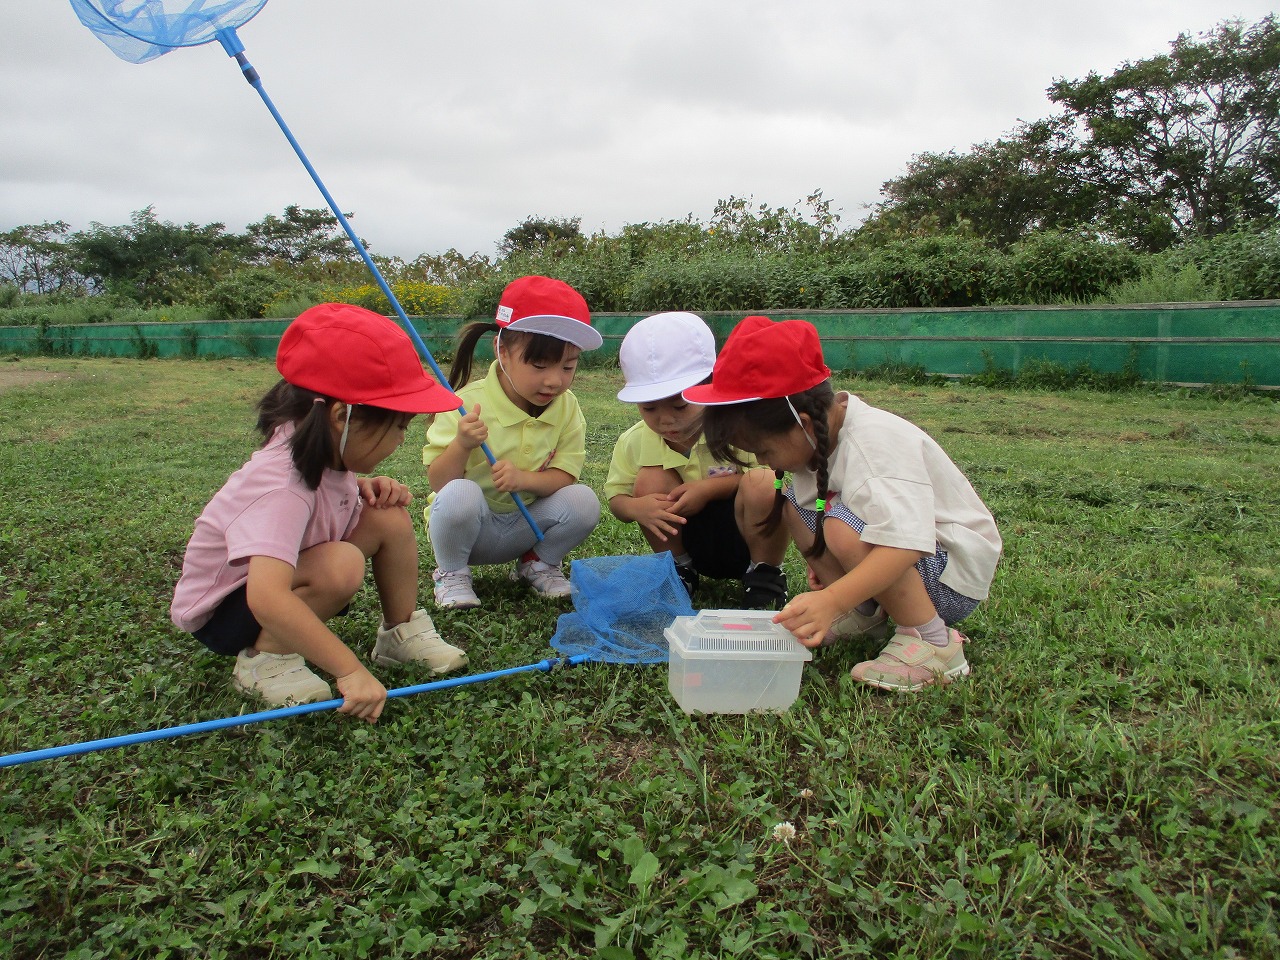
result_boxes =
[495,275,603,350]
[277,303,461,413]
[682,315,831,405]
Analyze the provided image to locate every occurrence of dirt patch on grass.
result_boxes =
[0,369,64,393]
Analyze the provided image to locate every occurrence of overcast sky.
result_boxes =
[4,1,1275,260]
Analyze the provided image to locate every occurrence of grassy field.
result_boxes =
[1,357,1278,959]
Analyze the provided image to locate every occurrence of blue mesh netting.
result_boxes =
[549,555,695,664]
[70,0,268,63]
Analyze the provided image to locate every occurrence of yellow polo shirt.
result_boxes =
[604,420,757,500]
[424,361,587,516]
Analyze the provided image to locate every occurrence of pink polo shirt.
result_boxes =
[170,424,362,633]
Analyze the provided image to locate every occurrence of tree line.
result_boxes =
[2,16,1277,321]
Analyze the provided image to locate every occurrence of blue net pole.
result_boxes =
[214,26,543,541]
[0,654,590,769]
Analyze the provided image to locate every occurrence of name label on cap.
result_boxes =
[496,305,514,323]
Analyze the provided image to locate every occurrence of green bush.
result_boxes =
[1093,260,1219,304]
[264,295,321,319]
[206,268,309,320]
[1168,228,1280,300]
[625,254,839,312]
[0,297,217,327]
[828,235,1006,308]
[1000,232,1143,304]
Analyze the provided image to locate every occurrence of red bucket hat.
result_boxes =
[682,315,830,405]
[277,303,461,414]
[495,275,602,350]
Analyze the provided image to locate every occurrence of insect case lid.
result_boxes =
[665,610,812,660]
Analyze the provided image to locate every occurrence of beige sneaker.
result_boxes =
[819,603,892,647]
[372,608,468,674]
[232,650,332,706]
[850,626,970,692]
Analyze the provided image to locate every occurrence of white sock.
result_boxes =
[912,615,950,647]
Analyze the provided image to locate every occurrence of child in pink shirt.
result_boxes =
[171,304,467,720]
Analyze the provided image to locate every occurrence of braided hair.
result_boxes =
[701,380,836,558]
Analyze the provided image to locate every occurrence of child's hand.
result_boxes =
[806,564,825,591]
[633,493,687,541]
[456,404,488,451]
[774,590,844,649]
[358,475,413,508]
[666,482,708,517]
[489,459,526,493]
[334,666,388,723]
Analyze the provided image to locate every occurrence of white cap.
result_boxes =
[617,312,716,403]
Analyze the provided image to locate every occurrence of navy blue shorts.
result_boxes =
[193,585,260,656]
[193,585,349,656]
[783,487,980,625]
[682,497,751,580]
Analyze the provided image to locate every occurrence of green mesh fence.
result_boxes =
[2,303,1277,387]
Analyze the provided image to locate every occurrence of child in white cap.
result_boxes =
[171,304,469,719]
[605,312,789,607]
[424,276,603,609]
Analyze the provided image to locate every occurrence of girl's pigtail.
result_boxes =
[805,409,832,559]
[756,469,787,538]
[255,380,337,490]
[449,321,499,390]
[290,397,337,490]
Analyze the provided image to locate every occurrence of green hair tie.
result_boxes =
[815,498,827,512]
[773,478,784,490]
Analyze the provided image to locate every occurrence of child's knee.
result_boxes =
[428,479,488,532]
[434,478,486,511]
[633,466,677,498]
[364,503,415,539]
[546,484,601,532]
[570,484,602,525]
[301,541,366,601]
[737,468,777,508]
[825,519,870,563]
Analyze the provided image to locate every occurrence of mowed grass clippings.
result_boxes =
[1,357,1278,959]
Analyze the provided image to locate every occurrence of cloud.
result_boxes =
[2,0,1274,259]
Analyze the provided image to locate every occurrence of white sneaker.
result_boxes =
[372,608,468,674]
[511,557,573,598]
[232,650,332,706]
[433,567,480,609]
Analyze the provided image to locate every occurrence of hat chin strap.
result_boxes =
[786,397,818,451]
[339,402,360,460]
[496,330,544,411]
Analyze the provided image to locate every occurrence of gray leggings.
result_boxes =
[428,479,601,571]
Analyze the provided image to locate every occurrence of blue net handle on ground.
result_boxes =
[549,555,695,664]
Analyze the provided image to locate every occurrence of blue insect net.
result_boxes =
[550,555,695,664]
[70,0,268,62]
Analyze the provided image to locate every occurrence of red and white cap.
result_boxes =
[494,275,602,350]
[682,315,830,405]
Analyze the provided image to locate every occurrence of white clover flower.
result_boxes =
[799,788,814,800]
[772,821,797,843]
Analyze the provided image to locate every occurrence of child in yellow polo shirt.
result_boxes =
[423,276,602,609]
[605,312,789,608]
